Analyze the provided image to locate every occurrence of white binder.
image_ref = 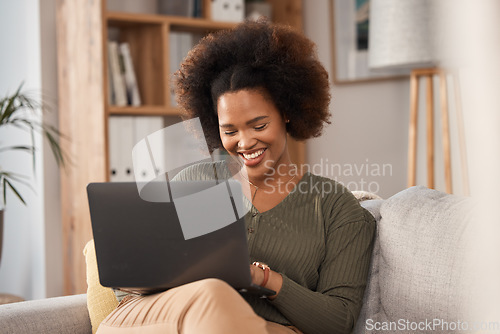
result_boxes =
[133,117,165,182]
[211,0,244,22]
[109,116,135,181]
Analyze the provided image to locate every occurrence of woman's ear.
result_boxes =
[282,113,290,123]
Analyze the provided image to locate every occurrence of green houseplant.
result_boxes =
[0,84,66,265]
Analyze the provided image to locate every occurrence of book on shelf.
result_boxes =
[169,31,204,106]
[169,32,192,107]
[107,53,114,105]
[119,42,142,106]
[108,41,127,106]
[158,0,203,18]
[192,0,204,18]
[169,32,179,107]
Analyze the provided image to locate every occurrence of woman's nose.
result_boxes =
[237,131,257,150]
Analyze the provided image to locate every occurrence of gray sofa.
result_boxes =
[0,294,91,334]
[0,186,475,334]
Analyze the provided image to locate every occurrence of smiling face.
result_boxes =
[217,89,291,182]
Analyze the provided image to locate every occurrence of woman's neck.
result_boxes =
[248,163,297,189]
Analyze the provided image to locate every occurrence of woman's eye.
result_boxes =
[224,130,237,136]
[255,123,268,131]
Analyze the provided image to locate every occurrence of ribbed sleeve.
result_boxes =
[269,218,376,334]
[174,162,376,334]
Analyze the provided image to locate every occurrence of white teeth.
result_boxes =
[242,149,264,160]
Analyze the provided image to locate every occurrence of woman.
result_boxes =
[97,20,375,334]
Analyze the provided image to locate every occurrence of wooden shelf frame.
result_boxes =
[107,105,180,116]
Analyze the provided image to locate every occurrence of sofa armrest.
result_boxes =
[0,294,91,334]
[360,199,383,221]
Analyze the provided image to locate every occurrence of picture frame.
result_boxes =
[330,0,408,84]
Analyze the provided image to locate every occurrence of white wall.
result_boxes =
[303,0,409,199]
[0,0,62,300]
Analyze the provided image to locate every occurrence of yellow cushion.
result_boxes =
[83,240,119,334]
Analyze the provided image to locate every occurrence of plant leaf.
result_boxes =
[0,83,69,205]
[44,130,65,166]
[4,178,27,205]
[0,84,23,124]
[2,178,6,206]
[0,171,31,186]
[0,145,35,153]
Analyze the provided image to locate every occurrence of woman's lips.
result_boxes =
[239,148,266,167]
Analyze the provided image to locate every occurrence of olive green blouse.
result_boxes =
[173,161,376,334]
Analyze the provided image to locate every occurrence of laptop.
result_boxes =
[87,180,275,297]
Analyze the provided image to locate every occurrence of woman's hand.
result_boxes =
[250,263,265,286]
[249,263,283,300]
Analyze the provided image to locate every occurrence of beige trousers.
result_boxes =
[97,278,302,334]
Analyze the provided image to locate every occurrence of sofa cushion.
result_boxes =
[358,186,475,333]
[83,240,118,334]
[0,294,91,334]
[354,199,383,333]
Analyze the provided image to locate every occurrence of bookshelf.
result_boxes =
[57,0,304,295]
